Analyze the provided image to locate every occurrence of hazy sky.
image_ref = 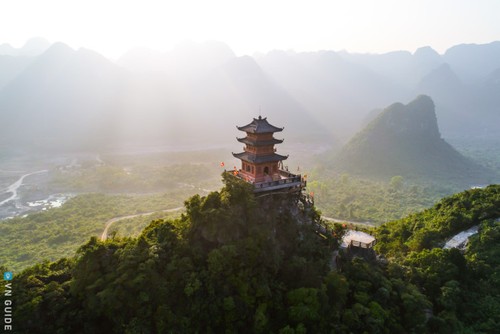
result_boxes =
[1,0,499,58]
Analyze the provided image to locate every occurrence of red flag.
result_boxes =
[233,170,238,176]
[220,162,225,167]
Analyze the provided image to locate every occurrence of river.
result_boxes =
[0,170,75,220]
[0,170,48,207]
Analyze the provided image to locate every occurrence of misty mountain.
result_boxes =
[336,43,500,138]
[0,42,127,149]
[417,63,463,93]
[443,41,500,82]
[0,37,50,57]
[413,63,468,134]
[0,38,49,90]
[193,55,330,141]
[117,41,331,146]
[413,46,443,73]
[0,41,330,152]
[254,44,499,140]
[255,50,405,139]
[333,95,497,184]
[339,46,444,89]
[0,55,34,90]
[1,38,500,153]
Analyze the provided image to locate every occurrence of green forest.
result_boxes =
[4,175,499,333]
[0,154,230,273]
[105,210,182,239]
[0,191,189,272]
[307,168,456,224]
[50,159,222,193]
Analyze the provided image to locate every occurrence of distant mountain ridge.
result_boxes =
[333,95,498,184]
[1,38,500,152]
[0,37,50,57]
[0,41,329,151]
[257,41,500,138]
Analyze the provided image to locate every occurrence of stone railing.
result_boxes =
[254,174,302,190]
[228,169,306,193]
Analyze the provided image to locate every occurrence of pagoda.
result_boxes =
[232,116,304,193]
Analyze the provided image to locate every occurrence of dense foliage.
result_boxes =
[308,170,452,223]
[375,185,500,256]
[11,174,440,333]
[374,185,500,332]
[106,210,182,239]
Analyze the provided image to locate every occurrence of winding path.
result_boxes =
[321,216,376,228]
[100,206,184,241]
[99,211,375,241]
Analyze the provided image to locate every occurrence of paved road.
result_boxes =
[100,206,184,241]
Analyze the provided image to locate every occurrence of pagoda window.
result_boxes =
[264,166,269,175]
[246,165,251,172]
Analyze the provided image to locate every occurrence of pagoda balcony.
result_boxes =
[229,169,306,193]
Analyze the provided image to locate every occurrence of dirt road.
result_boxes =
[100,207,183,241]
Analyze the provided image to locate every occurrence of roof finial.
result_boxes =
[258,106,262,120]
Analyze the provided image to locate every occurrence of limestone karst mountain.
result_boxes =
[333,95,497,184]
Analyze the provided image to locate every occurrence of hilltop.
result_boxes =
[5,174,500,333]
[333,95,497,185]
[7,175,428,333]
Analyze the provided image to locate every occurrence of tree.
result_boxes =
[390,175,404,191]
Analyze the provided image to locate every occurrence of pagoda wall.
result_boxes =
[247,133,275,141]
[241,161,280,182]
[244,145,275,155]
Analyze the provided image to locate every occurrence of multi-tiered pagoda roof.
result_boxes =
[232,152,288,164]
[231,116,304,193]
[233,116,288,164]
[236,116,284,133]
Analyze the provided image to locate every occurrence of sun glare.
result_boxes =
[1,0,499,57]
